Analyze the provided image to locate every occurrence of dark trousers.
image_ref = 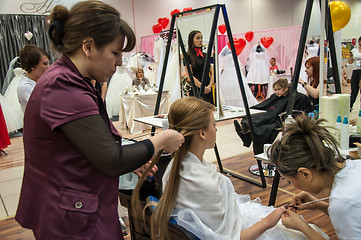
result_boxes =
[350,69,361,109]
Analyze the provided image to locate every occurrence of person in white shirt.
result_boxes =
[132,97,326,240]
[270,114,361,240]
[17,44,50,112]
[350,36,361,109]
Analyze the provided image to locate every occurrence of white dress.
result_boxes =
[4,68,24,122]
[328,160,361,239]
[154,38,181,103]
[247,44,270,85]
[163,152,327,240]
[105,65,132,118]
[0,94,22,133]
[219,46,258,108]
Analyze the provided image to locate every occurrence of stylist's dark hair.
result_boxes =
[49,0,135,55]
[19,44,50,73]
[269,113,343,177]
[187,30,202,67]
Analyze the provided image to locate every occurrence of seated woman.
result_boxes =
[234,79,312,152]
[298,57,320,106]
[269,114,361,239]
[132,68,150,89]
[132,97,324,240]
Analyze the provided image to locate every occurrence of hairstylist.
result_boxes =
[15,1,184,239]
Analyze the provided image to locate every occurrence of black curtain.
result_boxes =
[0,14,54,92]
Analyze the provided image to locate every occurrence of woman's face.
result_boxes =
[282,172,323,194]
[203,111,217,149]
[193,33,203,48]
[136,70,144,78]
[88,36,123,82]
[31,54,50,80]
[305,63,313,77]
[274,84,288,97]
[270,59,276,66]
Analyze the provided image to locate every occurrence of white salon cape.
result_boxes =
[163,152,326,240]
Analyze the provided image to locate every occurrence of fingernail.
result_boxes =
[285,205,288,209]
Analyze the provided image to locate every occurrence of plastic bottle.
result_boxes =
[284,115,294,127]
[340,116,349,149]
[357,110,361,133]
[334,115,342,145]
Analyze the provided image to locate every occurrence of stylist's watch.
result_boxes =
[302,82,308,87]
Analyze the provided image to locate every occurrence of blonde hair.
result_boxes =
[131,97,215,240]
[269,113,343,177]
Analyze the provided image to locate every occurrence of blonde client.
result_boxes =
[133,97,325,240]
[269,114,361,239]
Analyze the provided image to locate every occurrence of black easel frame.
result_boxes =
[271,0,342,206]
[152,4,267,188]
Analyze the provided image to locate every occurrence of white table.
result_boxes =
[119,91,170,134]
[134,106,266,129]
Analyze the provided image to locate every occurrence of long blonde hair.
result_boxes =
[131,97,215,240]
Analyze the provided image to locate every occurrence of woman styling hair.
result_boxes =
[15,1,184,239]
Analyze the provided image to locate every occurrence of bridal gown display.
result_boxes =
[154,37,181,102]
[218,46,258,108]
[246,44,270,85]
[4,68,25,124]
[0,94,22,133]
[105,65,132,118]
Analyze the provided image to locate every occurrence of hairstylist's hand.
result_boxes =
[289,191,317,211]
[133,160,158,177]
[281,209,308,231]
[150,129,184,154]
[262,207,285,230]
[204,85,212,94]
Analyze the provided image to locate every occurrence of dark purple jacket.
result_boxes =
[16,56,123,240]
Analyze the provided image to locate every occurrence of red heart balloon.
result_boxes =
[170,9,180,17]
[228,38,246,55]
[158,17,169,29]
[260,37,274,48]
[245,31,254,42]
[152,24,162,34]
[183,7,193,12]
[218,24,226,35]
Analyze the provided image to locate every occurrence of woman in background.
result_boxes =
[298,57,320,106]
[350,36,361,110]
[17,44,50,112]
[132,68,150,89]
[186,30,214,104]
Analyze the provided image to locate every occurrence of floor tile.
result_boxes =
[0,178,22,198]
[2,194,19,217]
[0,167,24,183]
[0,195,8,218]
